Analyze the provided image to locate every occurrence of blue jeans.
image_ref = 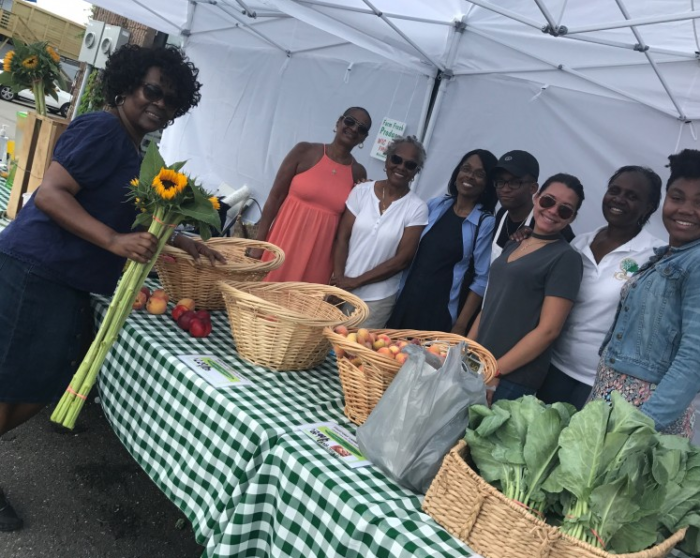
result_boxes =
[537,364,592,411]
[492,378,537,403]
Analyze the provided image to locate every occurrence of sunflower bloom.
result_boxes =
[21,55,38,69]
[3,51,14,72]
[46,46,60,63]
[130,177,139,187]
[209,196,220,211]
[152,168,187,200]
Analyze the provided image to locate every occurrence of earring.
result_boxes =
[358,142,364,149]
[114,95,125,106]
[333,127,337,133]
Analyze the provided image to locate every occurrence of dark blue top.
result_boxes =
[0,111,140,294]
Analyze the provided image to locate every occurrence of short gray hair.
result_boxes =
[385,135,427,170]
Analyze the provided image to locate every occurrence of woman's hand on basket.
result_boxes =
[108,232,158,264]
[176,235,226,265]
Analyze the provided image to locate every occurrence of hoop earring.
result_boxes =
[114,95,125,107]
[358,142,364,149]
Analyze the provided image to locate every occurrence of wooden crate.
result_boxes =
[6,112,68,218]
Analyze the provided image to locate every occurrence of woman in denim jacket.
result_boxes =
[591,149,700,437]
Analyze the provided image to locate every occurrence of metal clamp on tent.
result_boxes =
[541,24,568,36]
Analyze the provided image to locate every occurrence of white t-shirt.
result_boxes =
[345,181,429,301]
[550,227,664,386]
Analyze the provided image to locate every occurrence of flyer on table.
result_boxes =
[297,422,371,469]
[178,354,251,388]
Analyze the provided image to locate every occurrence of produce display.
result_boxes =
[465,392,699,555]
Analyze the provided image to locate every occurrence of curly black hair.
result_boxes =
[103,44,202,121]
[446,149,498,213]
[666,149,700,190]
[607,165,662,226]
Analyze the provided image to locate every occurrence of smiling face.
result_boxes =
[335,109,370,149]
[533,181,579,235]
[663,178,700,247]
[120,67,178,137]
[603,171,654,229]
[384,142,420,188]
[454,154,487,200]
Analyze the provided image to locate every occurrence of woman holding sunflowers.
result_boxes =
[0,44,221,531]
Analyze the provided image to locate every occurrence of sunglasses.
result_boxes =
[389,154,419,171]
[342,115,370,135]
[141,83,179,109]
[538,194,575,219]
[494,178,532,190]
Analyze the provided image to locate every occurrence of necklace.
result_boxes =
[379,182,408,214]
[515,238,555,255]
[504,214,526,237]
[531,231,561,240]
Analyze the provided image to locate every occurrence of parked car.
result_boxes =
[0,59,72,117]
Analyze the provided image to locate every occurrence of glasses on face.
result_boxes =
[459,164,486,181]
[538,194,575,219]
[141,83,179,109]
[389,153,419,171]
[494,178,532,190]
[341,115,370,135]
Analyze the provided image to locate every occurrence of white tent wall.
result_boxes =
[160,36,433,210]
[418,72,700,240]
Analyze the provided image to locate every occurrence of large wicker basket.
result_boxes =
[323,328,497,425]
[423,440,687,558]
[154,238,284,310]
[219,281,369,371]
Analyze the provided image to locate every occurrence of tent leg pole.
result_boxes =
[416,73,437,142]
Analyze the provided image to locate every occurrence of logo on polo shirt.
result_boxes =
[614,258,639,281]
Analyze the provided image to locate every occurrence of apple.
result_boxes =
[151,289,169,303]
[132,291,148,310]
[194,310,211,323]
[146,295,168,315]
[177,298,196,311]
[334,325,349,336]
[171,304,189,321]
[190,318,210,338]
[177,310,196,331]
[357,328,370,345]
[395,353,409,365]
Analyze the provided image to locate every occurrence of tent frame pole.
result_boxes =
[214,1,291,54]
[464,0,543,29]
[297,0,450,26]
[566,9,700,34]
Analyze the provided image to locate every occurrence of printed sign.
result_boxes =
[370,117,407,161]
[297,422,371,469]
[178,354,251,388]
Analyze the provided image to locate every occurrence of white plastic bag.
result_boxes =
[357,342,487,494]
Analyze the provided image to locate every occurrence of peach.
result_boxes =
[336,347,346,359]
[369,332,377,344]
[388,345,401,355]
[146,295,168,315]
[177,298,196,311]
[395,353,409,365]
[132,291,148,310]
[151,289,170,303]
[346,333,358,344]
[427,345,443,356]
[376,347,393,358]
[378,334,392,345]
[397,341,408,349]
[372,339,386,350]
[364,341,373,350]
[357,328,370,344]
[334,325,349,336]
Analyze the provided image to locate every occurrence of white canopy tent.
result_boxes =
[86,0,700,238]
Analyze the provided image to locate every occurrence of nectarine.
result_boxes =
[334,325,349,336]
[376,347,393,358]
[357,328,370,344]
[395,353,408,365]
[146,296,168,315]
[132,291,148,310]
[177,298,196,311]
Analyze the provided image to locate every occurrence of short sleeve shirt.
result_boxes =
[0,111,140,294]
[344,181,428,301]
[477,238,583,389]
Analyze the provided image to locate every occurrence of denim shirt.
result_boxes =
[397,196,495,324]
[600,236,700,430]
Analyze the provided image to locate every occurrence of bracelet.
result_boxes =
[167,230,181,246]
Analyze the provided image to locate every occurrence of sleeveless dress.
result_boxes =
[263,146,353,283]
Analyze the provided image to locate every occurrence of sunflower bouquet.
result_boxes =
[0,40,67,116]
[51,143,221,429]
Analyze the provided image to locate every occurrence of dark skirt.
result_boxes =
[0,253,93,403]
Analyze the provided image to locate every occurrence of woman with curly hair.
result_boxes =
[0,44,221,531]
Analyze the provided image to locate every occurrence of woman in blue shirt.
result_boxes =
[387,149,497,333]
[591,149,700,437]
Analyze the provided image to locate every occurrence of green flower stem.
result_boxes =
[32,80,45,116]
[50,208,181,429]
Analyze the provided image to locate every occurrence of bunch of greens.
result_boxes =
[466,392,700,555]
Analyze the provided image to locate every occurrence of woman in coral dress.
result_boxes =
[253,108,371,283]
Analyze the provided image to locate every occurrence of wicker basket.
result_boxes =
[154,238,284,310]
[423,440,687,558]
[323,328,497,425]
[219,281,369,371]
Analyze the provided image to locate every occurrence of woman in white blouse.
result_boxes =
[537,166,663,409]
[333,136,429,328]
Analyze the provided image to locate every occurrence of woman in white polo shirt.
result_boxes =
[537,166,663,409]
[333,136,429,328]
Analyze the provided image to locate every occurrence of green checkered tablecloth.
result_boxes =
[0,179,10,231]
[94,279,476,558]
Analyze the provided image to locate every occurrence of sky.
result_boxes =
[35,0,92,25]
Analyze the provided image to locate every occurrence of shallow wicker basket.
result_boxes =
[323,328,497,426]
[219,281,369,371]
[154,238,284,310]
[423,440,687,558]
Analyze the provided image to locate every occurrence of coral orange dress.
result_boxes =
[263,147,353,283]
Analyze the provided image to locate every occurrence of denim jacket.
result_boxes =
[397,196,495,324]
[600,236,700,430]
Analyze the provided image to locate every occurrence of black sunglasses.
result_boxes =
[538,194,575,219]
[389,154,419,171]
[342,115,370,135]
[141,83,179,109]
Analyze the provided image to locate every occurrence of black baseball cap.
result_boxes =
[493,150,539,181]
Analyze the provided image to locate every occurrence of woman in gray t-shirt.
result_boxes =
[469,173,584,403]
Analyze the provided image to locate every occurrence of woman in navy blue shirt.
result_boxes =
[387,149,497,333]
[0,45,221,530]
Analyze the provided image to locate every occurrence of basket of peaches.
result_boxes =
[322,327,497,426]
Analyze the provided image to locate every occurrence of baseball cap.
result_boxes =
[493,150,539,181]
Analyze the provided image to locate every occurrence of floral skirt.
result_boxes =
[590,361,695,438]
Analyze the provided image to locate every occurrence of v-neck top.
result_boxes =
[344,181,428,301]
